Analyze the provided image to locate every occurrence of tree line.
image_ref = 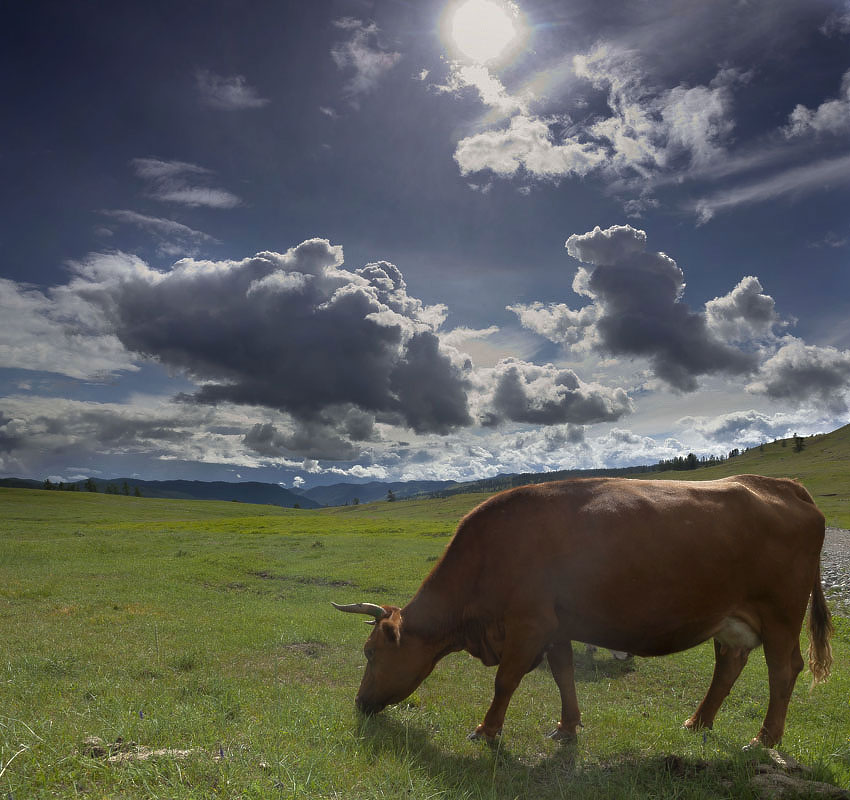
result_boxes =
[42,478,143,496]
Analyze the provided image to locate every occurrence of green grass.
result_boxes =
[1,487,848,798]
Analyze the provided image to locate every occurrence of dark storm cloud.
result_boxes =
[69,240,471,435]
[482,359,632,426]
[512,225,759,392]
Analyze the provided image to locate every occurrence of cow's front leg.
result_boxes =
[468,627,551,742]
[546,642,582,741]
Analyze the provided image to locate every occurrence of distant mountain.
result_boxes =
[0,477,320,509]
[296,479,460,506]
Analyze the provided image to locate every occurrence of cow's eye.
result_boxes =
[364,647,375,661]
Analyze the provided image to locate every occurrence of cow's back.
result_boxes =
[445,475,824,656]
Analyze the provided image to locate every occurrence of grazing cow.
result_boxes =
[334,475,832,746]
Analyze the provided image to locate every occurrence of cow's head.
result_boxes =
[333,602,436,714]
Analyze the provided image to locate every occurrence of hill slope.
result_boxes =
[0,477,320,509]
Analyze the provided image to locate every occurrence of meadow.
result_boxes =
[1,485,848,799]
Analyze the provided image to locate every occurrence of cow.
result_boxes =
[334,475,833,747]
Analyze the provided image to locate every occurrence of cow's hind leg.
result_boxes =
[685,639,750,732]
[753,629,805,747]
[546,642,582,741]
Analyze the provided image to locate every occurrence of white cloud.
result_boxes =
[331,18,401,100]
[195,69,269,110]
[100,209,218,257]
[784,69,850,138]
[693,153,850,222]
[705,276,784,344]
[432,63,527,115]
[0,277,137,380]
[454,114,608,179]
[131,158,242,209]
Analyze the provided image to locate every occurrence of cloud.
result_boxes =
[452,44,741,186]
[692,153,850,222]
[678,408,823,447]
[478,358,632,426]
[100,209,219,257]
[331,18,401,100]
[784,69,850,138]
[65,240,471,435]
[243,421,363,461]
[432,63,527,115]
[454,114,608,179]
[511,224,760,392]
[822,1,850,35]
[747,339,850,414]
[195,69,269,110]
[704,276,784,344]
[131,158,242,209]
[0,277,137,379]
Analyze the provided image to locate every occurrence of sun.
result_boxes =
[450,0,519,64]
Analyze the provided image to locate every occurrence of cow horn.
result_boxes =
[331,602,389,620]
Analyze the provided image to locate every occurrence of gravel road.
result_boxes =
[823,527,850,616]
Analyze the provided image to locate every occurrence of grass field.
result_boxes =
[1,486,848,799]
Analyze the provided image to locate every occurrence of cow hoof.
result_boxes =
[683,717,711,731]
[467,726,501,743]
[547,727,578,743]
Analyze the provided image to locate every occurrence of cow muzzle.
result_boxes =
[355,695,386,715]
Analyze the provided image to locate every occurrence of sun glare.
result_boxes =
[450,0,518,64]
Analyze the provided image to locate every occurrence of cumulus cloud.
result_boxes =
[0,277,137,379]
[747,339,850,414]
[454,114,608,179]
[65,239,470,435]
[331,18,401,99]
[452,44,741,187]
[511,224,762,392]
[478,358,632,426]
[131,157,242,209]
[195,69,269,110]
[784,69,850,138]
[705,276,784,343]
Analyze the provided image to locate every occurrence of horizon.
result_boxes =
[2,0,850,490]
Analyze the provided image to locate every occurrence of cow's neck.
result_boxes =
[400,548,474,655]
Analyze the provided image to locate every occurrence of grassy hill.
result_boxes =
[0,487,847,798]
[644,424,850,528]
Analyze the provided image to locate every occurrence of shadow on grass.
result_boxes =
[353,712,761,800]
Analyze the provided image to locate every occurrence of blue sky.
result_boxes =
[2,0,849,487]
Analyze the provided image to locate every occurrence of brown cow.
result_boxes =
[334,475,833,746]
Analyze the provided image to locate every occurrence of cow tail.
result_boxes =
[807,564,833,686]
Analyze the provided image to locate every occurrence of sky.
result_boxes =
[1,0,850,489]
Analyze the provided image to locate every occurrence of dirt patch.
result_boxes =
[81,736,217,764]
[282,640,327,658]
[248,570,356,588]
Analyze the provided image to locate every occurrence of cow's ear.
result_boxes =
[382,607,402,645]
